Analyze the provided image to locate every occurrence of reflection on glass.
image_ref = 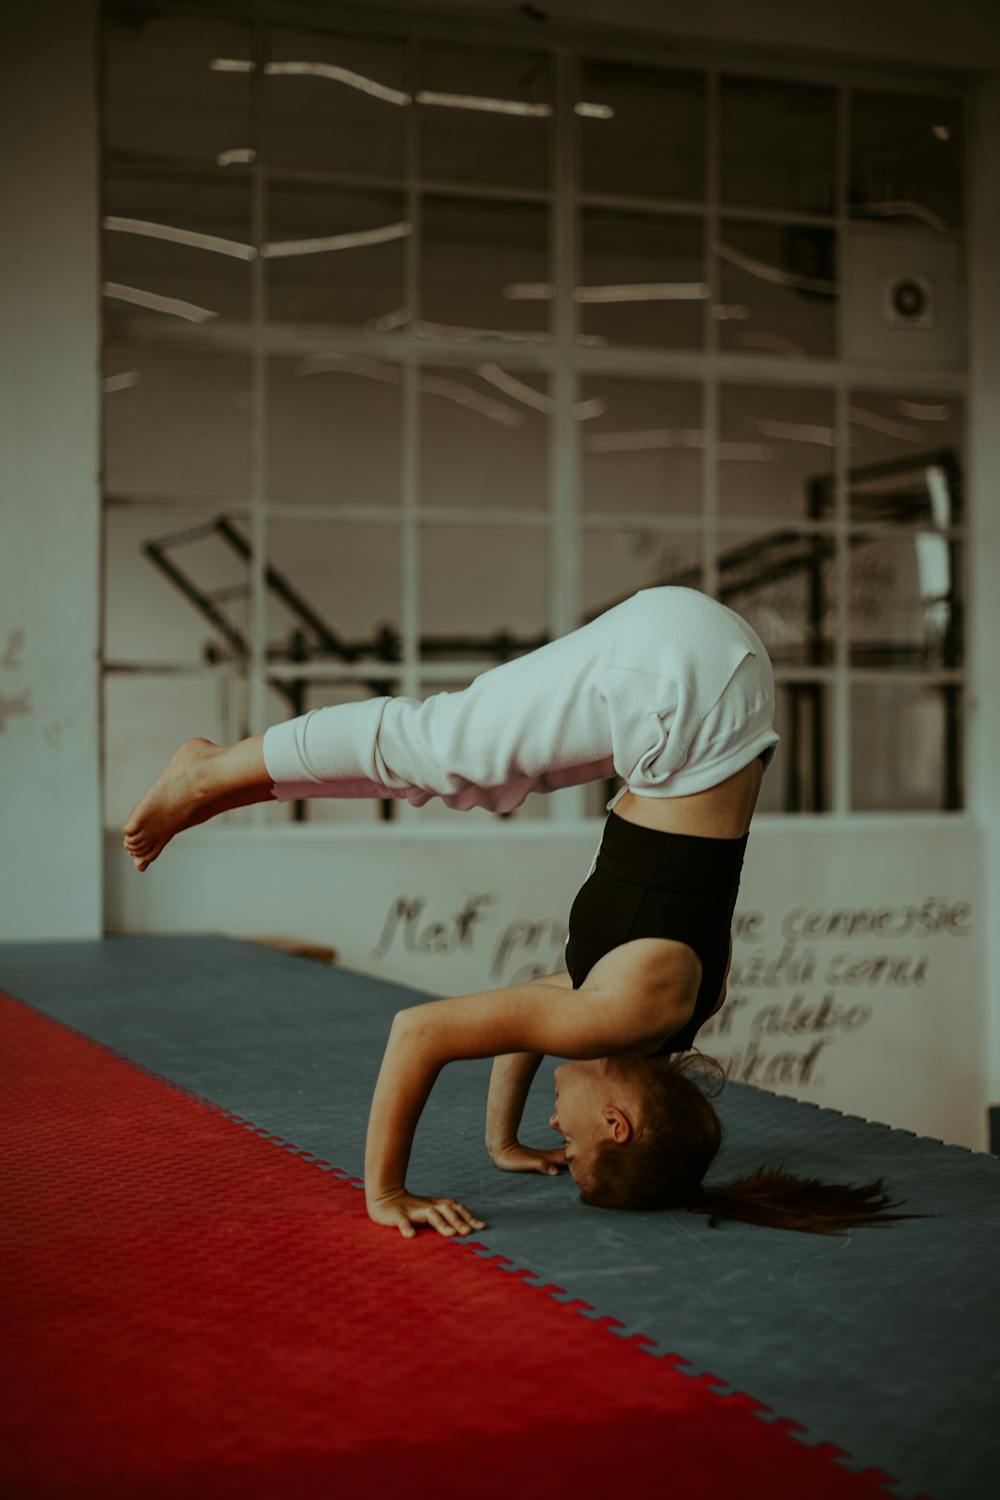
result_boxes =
[103,345,252,501]
[104,505,253,666]
[419,366,549,512]
[420,43,553,192]
[721,76,837,215]
[103,9,252,168]
[420,195,550,342]
[265,181,407,325]
[265,518,403,661]
[848,534,961,669]
[756,680,831,813]
[719,384,836,520]
[581,211,704,349]
[419,523,547,646]
[579,60,704,203]
[266,354,401,508]
[846,392,962,528]
[104,673,248,828]
[581,377,701,515]
[850,92,964,231]
[103,173,252,330]
[717,220,837,359]
[582,528,702,621]
[263,28,407,177]
[718,531,834,667]
[851,680,959,810]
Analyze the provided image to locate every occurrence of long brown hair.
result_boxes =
[578,1052,928,1235]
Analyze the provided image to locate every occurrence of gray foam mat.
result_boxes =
[2,933,999,1499]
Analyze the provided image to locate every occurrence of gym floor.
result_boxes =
[3,934,998,1498]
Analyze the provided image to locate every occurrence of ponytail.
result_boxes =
[689,1164,926,1235]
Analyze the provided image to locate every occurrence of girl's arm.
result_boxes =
[484,971,575,1173]
[364,947,692,1237]
[485,1050,544,1155]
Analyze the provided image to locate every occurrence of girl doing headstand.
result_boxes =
[123,587,913,1241]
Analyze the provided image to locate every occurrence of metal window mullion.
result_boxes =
[832,82,851,815]
[552,43,585,822]
[703,69,720,601]
[249,0,268,827]
[401,33,421,705]
[395,34,423,826]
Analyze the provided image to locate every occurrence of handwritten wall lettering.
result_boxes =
[369,885,973,1101]
[780,900,971,941]
[2,629,25,671]
[371,893,495,959]
[0,690,33,733]
[490,918,568,982]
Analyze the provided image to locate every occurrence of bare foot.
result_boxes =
[122,738,225,873]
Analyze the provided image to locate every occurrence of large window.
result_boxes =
[100,2,969,828]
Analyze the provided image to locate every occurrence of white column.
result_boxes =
[0,0,101,939]
[969,69,1000,1137]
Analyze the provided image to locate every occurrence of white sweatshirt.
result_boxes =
[262,586,779,814]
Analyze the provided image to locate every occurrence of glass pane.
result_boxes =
[581,211,704,349]
[720,76,837,216]
[262,679,394,824]
[581,377,701,515]
[104,505,253,667]
[851,680,960,810]
[419,523,547,649]
[265,518,403,660]
[850,91,964,231]
[420,195,550,342]
[265,180,407,325]
[420,43,553,193]
[104,672,250,830]
[263,27,407,177]
[718,530,834,667]
[716,220,837,359]
[266,353,402,507]
[103,8,252,168]
[846,391,963,528]
[103,172,252,330]
[411,678,551,822]
[578,60,704,203]
[419,366,549,512]
[848,533,962,668]
[756,680,832,813]
[582,528,702,620]
[719,385,836,520]
[103,345,252,502]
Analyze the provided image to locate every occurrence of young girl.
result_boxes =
[123,586,912,1240]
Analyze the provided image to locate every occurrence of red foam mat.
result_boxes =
[0,991,901,1499]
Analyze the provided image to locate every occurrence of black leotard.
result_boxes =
[564,809,747,1055]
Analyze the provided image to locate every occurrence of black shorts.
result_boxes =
[564,811,748,1055]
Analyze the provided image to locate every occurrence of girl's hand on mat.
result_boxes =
[367,1188,486,1240]
[489,1142,568,1176]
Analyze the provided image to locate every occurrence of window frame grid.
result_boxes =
[100,0,975,823]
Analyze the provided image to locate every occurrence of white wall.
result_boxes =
[0,0,102,940]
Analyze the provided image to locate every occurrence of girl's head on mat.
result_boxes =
[550,1052,921,1235]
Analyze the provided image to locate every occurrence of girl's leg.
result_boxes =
[123,732,274,872]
